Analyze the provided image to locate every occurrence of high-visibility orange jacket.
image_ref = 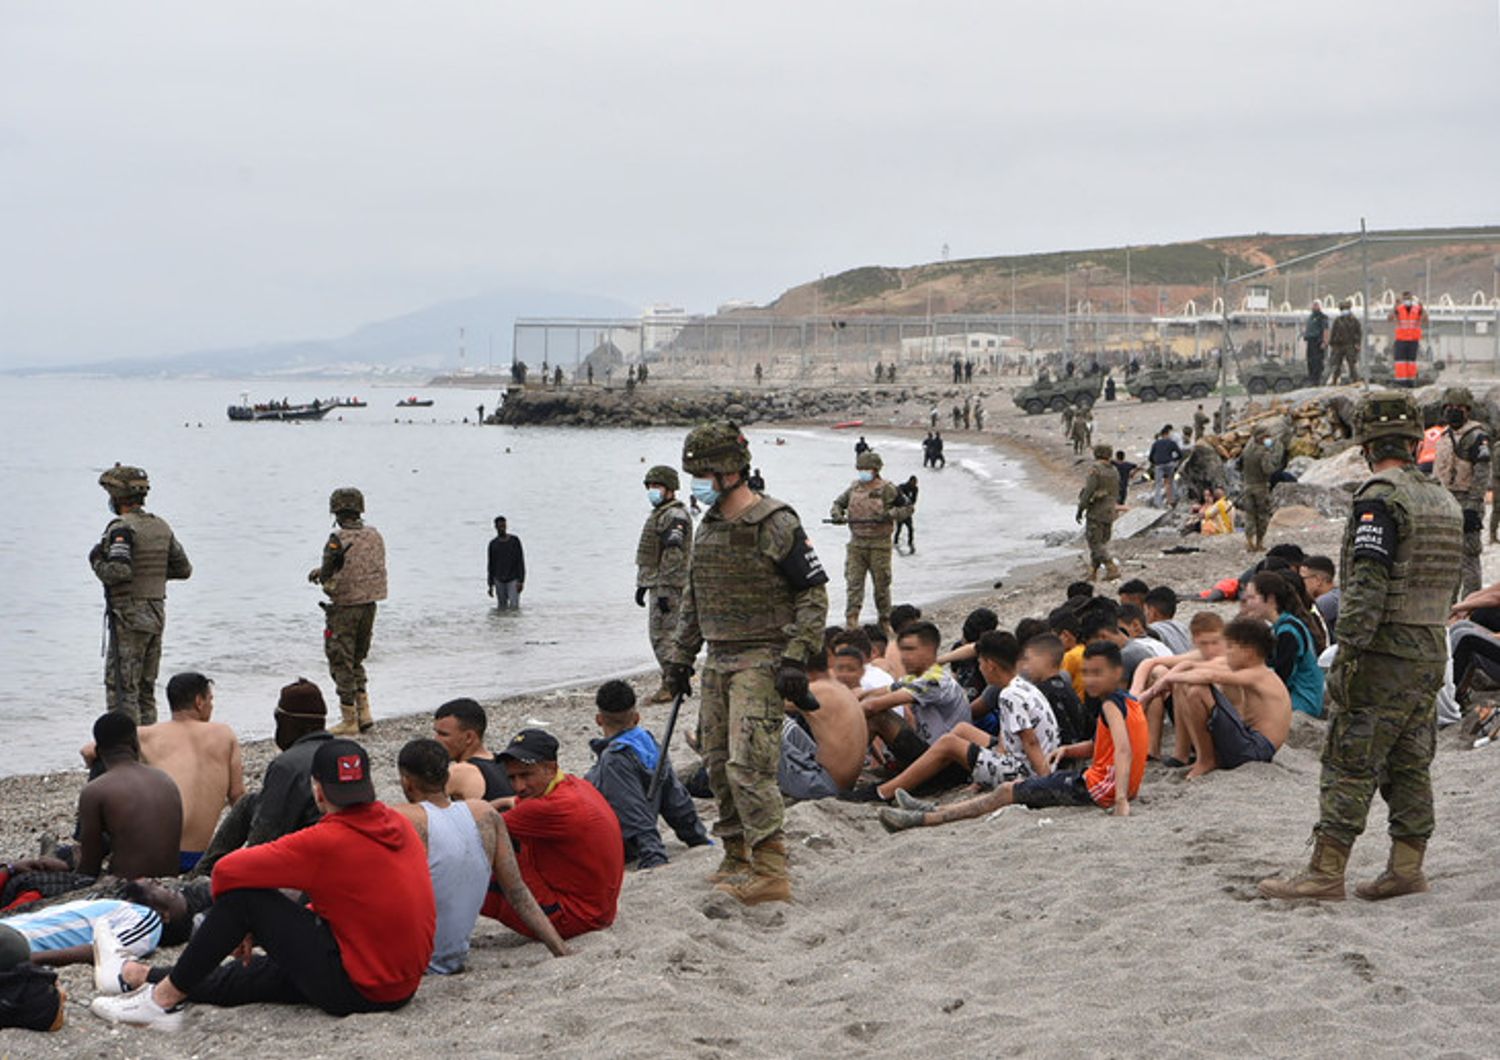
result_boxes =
[1393,302,1425,342]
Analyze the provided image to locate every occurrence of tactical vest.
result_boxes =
[635,500,691,588]
[1434,421,1484,497]
[690,496,798,645]
[327,524,388,605]
[1394,303,1423,341]
[1242,445,1272,487]
[846,480,894,539]
[1084,463,1116,521]
[105,511,175,601]
[1344,467,1462,628]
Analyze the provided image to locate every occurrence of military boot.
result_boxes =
[355,691,374,733]
[1257,834,1351,901]
[705,836,751,884]
[1103,560,1121,581]
[718,835,791,905]
[329,701,360,737]
[646,684,675,705]
[1355,838,1430,901]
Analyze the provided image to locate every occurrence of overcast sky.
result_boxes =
[2,1,1497,365]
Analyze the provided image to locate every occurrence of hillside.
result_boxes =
[764,226,1500,318]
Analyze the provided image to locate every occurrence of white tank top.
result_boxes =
[422,800,490,974]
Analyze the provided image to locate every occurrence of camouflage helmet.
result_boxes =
[1092,444,1112,460]
[1441,386,1475,410]
[1355,390,1423,445]
[98,464,149,501]
[328,487,365,515]
[855,450,883,471]
[682,422,750,476]
[643,464,680,491]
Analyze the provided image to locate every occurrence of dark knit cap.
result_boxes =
[276,678,327,719]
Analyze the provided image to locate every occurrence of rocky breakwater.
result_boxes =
[493,384,933,427]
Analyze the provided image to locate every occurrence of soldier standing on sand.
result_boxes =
[1193,404,1210,442]
[1062,404,1075,441]
[974,399,985,431]
[1433,386,1490,599]
[636,465,693,704]
[1077,444,1121,582]
[1240,425,1275,553]
[91,465,192,724]
[1260,391,1461,902]
[662,423,828,905]
[1069,408,1090,455]
[308,487,387,736]
[830,451,912,630]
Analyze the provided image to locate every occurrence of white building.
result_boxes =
[898,331,1020,362]
[641,304,688,353]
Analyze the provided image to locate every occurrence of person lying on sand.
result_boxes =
[779,651,868,799]
[0,878,202,970]
[879,642,1146,830]
[846,631,1059,803]
[1137,618,1290,779]
[1130,611,1227,759]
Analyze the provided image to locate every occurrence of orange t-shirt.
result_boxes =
[1062,645,1086,698]
[1083,692,1148,808]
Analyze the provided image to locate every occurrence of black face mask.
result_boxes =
[1445,408,1466,428]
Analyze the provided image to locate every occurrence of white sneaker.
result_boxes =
[91,916,130,996]
[90,985,184,1031]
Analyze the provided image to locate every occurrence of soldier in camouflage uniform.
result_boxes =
[1076,444,1120,582]
[1069,409,1091,455]
[829,450,912,629]
[1327,299,1362,384]
[307,487,387,736]
[1259,392,1462,902]
[636,464,694,703]
[1240,424,1275,553]
[1432,386,1490,599]
[1490,448,1500,546]
[663,423,829,905]
[90,464,192,724]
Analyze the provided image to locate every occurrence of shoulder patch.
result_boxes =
[777,524,829,591]
[1350,498,1397,569]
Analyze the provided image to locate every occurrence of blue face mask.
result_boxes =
[646,487,664,507]
[691,478,720,507]
[857,470,875,483]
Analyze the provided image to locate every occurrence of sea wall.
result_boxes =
[491,384,963,427]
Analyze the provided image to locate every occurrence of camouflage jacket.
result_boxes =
[636,499,692,590]
[90,509,192,602]
[1077,461,1117,523]
[830,478,912,539]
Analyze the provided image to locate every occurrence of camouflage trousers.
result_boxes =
[1242,487,1272,543]
[323,602,377,706]
[647,586,682,668]
[1327,345,1360,385]
[1317,649,1440,847]
[844,539,892,627]
[1460,518,1483,600]
[104,598,165,725]
[1084,518,1113,570]
[699,651,784,848]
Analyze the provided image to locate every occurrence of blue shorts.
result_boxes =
[1208,688,1276,769]
[179,851,202,874]
[1012,771,1094,809]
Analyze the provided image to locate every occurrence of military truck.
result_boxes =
[1012,375,1104,415]
[1238,359,1303,396]
[1125,365,1218,402]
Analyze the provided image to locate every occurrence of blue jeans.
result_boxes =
[1152,463,1177,507]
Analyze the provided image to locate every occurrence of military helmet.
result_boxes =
[855,450,883,471]
[328,487,365,514]
[1338,299,1352,310]
[682,422,750,476]
[1355,390,1423,444]
[1092,444,1112,460]
[98,464,149,501]
[1441,386,1474,410]
[643,464,680,490]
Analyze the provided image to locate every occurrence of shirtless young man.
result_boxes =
[432,698,514,805]
[77,714,182,879]
[390,739,567,971]
[830,646,866,691]
[779,651,868,799]
[1130,611,1226,759]
[1138,617,1290,778]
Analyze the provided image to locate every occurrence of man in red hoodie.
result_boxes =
[90,739,434,1031]
[482,729,624,940]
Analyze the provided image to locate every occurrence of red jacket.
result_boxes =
[212,801,434,1003]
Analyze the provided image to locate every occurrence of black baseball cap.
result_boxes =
[311,738,376,806]
[497,728,559,764]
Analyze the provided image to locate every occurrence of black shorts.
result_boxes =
[1208,688,1276,769]
[1012,771,1094,809]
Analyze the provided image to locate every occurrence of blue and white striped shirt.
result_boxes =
[2,899,162,956]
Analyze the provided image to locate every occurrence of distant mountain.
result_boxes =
[19,288,637,377]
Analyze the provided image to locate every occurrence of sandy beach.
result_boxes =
[5,387,1499,1059]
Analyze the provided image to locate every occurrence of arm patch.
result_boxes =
[323,532,346,573]
[660,512,689,549]
[1350,499,1397,569]
[105,526,135,564]
[777,525,829,590]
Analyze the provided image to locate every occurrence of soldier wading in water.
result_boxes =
[1259,392,1462,902]
[663,423,829,905]
[91,464,192,724]
[308,487,388,736]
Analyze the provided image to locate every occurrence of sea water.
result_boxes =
[0,376,1073,775]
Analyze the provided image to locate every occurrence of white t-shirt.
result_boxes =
[860,666,895,692]
[986,676,1061,767]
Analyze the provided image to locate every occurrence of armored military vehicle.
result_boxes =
[1125,365,1218,402]
[1238,359,1303,396]
[1012,375,1104,415]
